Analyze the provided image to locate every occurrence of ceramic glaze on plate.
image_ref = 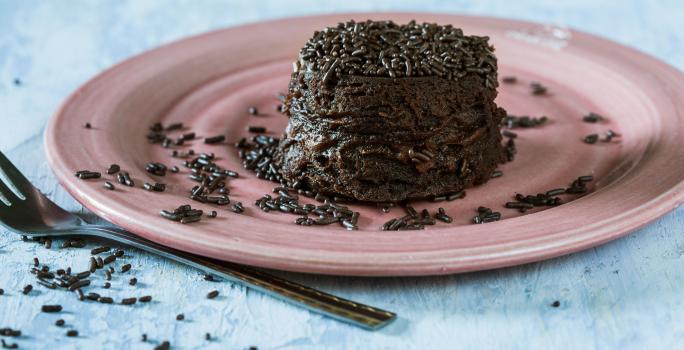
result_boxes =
[44,14,684,276]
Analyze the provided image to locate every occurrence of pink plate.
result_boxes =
[44,13,684,276]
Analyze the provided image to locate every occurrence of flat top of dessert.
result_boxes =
[296,20,497,85]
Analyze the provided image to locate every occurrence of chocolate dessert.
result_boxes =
[278,20,506,202]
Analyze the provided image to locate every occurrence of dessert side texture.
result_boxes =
[279,20,506,202]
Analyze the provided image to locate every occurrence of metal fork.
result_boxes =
[0,151,395,330]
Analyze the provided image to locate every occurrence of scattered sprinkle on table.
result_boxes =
[90,246,110,255]
[0,328,21,337]
[98,297,113,304]
[22,284,32,295]
[207,290,219,299]
[155,341,171,350]
[41,305,63,313]
[1,339,18,349]
[121,297,137,305]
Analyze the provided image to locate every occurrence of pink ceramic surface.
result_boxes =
[44,14,684,276]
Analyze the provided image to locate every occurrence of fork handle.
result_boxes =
[68,225,396,330]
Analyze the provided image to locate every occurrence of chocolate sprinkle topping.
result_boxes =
[297,20,497,85]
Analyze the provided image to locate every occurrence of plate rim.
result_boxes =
[44,12,684,276]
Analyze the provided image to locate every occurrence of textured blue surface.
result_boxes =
[0,1,683,349]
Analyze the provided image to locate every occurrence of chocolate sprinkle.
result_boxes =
[582,112,604,123]
[90,246,110,255]
[0,328,21,337]
[41,304,63,313]
[166,122,183,131]
[205,135,226,144]
[530,82,548,95]
[22,284,32,295]
[75,170,101,180]
[504,176,594,213]
[602,129,621,143]
[98,297,113,304]
[106,164,121,175]
[472,206,501,224]
[503,115,548,129]
[248,126,267,133]
[255,187,359,230]
[583,134,599,144]
[502,76,517,84]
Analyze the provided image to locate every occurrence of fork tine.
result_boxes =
[0,172,20,204]
[0,151,34,198]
